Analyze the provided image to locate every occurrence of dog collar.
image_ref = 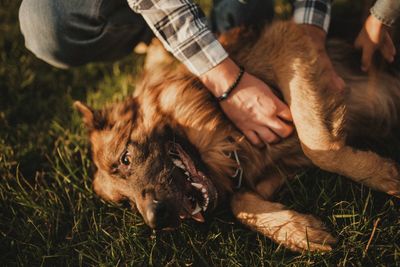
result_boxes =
[225,148,243,189]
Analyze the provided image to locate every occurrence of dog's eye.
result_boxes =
[120,151,131,166]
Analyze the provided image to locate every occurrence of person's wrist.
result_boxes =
[366,14,385,33]
[216,66,245,102]
[199,58,241,97]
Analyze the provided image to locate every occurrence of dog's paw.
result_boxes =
[381,164,400,198]
[263,210,337,252]
[231,192,336,252]
[364,161,400,198]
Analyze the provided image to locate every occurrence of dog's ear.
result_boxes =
[74,101,104,130]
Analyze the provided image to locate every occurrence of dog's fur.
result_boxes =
[75,21,400,252]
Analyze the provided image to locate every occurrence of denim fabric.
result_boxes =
[19,0,150,68]
[211,0,274,33]
[370,0,400,27]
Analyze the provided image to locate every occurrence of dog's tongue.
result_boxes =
[179,211,205,222]
[180,196,205,223]
[192,212,205,222]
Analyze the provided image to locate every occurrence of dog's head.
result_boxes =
[75,99,219,230]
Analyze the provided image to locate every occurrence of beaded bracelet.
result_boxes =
[217,66,245,102]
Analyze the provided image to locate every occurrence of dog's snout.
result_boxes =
[145,201,175,229]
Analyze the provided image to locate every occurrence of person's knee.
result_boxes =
[19,0,72,68]
[19,0,149,68]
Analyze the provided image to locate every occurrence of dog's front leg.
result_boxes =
[280,64,400,197]
[231,191,336,252]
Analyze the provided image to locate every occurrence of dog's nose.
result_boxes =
[145,201,171,229]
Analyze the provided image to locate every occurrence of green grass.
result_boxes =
[1,0,399,266]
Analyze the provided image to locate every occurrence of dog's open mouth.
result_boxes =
[169,143,218,223]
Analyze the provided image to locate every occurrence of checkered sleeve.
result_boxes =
[293,0,332,32]
[127,0,228,76]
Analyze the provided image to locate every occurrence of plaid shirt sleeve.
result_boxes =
[127,0,228,76]
[293,0,332,32]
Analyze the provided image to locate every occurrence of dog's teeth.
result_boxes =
[172,159,185,169]
[201,188,206,193]
[184,171,189,176]
[172,159,181,165]
[203,202,209,211]
[191,183,202,189]
[191,203,202,215]
[201,193,209,211]
[202,201,208,211]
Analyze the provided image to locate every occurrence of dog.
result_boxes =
[75,21,400,252]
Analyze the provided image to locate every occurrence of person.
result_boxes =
[19,0,357,146]
[355,0,399,72]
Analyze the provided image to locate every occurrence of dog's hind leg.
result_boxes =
[283,65,400,197]
[279,71,400,197]
[231,191,337,252]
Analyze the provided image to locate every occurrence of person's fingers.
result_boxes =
[360,46,375,72]
[243,130,264,147]
[380,33,396,63]
[276,101,293,122]
[254,126,280,144]
[354,34,363,50]
[263,117,294,139]
[353,31,375,72]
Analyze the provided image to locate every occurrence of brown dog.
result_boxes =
[75,21,400,252]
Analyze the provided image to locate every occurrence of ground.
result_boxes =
[1,0,399,266]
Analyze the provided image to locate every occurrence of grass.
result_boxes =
[1,0,399,266]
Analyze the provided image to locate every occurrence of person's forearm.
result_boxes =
[127,0,228,76]
[199,58,241,98]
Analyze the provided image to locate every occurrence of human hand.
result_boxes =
[354,14,396,72]
[300,24,346,92]
[200,58,293,146]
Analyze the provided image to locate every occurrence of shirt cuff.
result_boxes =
[293,0,331,33]
[174,30,229,76]
[370,0,400,27]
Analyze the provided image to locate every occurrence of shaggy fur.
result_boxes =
[75,21,400,252]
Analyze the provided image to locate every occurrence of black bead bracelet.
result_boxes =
[217,66,245,102]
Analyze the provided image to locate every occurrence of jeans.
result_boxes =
[19,0,274,68]
[211,0,274,33]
